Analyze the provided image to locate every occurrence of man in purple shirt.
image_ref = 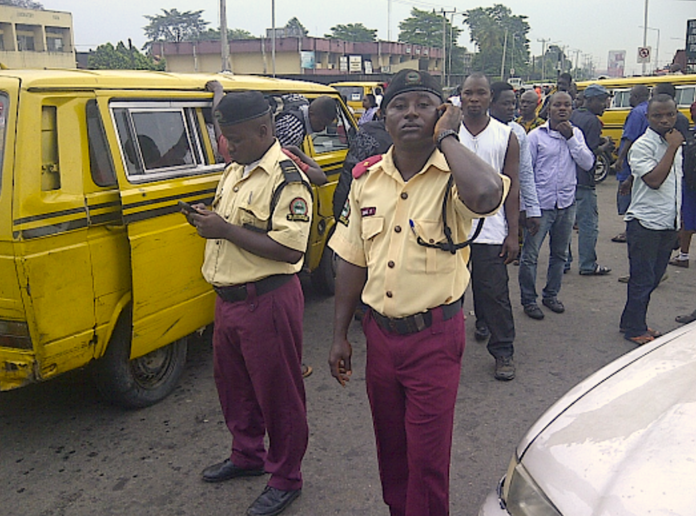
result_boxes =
[519,92,595,320]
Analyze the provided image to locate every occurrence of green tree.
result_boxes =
[463,4,530,78]
[398,8,461,49]
[285,17,308,37]
[143,8,209,52]
[0,0,43,8]
[88,41,165,71]
[198,28,255,40]
[325,23,377,42]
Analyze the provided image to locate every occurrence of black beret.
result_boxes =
[214,90,271,126]
[381,69,443,109]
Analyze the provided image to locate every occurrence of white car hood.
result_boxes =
[521,328,696,516]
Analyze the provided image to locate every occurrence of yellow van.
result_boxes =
[0,70,355,407]
[329,81,386,119]
[576,74,696,143]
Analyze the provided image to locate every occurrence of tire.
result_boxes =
[311,243,338,296]
[594,152,610,183]
[93,308,188,409]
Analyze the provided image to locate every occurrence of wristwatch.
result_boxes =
[436,129,459,151]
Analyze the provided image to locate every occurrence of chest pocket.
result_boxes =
[361,216,384,265]
[237,199,271,234]
[407,219,456,274]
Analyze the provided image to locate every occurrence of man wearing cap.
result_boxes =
[568,83,613,276]
[328,69,508,516]
[185,91,312,516]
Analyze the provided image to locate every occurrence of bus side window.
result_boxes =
[41,106,60,191]
[86,100,117,187]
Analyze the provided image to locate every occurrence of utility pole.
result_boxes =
[271,0,276,77]
[537,38,550,81]
[500,29,508,81]
[387,0,392,42]
[440,8,456,87]
[642,0,649,75]
[220,0,229,71]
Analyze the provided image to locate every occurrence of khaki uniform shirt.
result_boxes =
[329,147,509,318]
[202,141,313,286]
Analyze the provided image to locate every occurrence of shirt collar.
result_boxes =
[235,139,283,178]
[381,146,449,183]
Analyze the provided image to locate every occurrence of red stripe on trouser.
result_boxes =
[212,274,308,491]
[363,306,465,516]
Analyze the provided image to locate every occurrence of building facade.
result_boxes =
[151,37,443,82]
[0,5,75,69]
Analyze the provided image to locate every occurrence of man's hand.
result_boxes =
[205,80,224,94]
[433,103,462,143]
[328,338,353,387]
[556,121,574,140]
[618,176,633,196]
[525,216,541,236]
[665,128,684,148]
[187,207,231,240]
[500,233,520,264]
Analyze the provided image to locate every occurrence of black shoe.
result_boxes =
[523,303,544,320]
[542,297,565,313]
[474,324,490,342]
[494,356,515,381]
[247,486,301,516]
[202,459,265,483]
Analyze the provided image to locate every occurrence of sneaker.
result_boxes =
[618,275,629,283]
[668,257,689,268]
[523,303,544,320]
[494,356,515,381]
[542,297,565,313]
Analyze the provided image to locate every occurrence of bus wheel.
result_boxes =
[93,308,187,409]
[311,244,337,296]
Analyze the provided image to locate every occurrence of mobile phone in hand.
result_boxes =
[178,200,198,214]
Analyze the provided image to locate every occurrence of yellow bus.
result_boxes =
[0,70,355,407]
[576,74,696,143]
[329,81,386,119]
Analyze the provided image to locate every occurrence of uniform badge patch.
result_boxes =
[287,197,310,222]
[361,207,376,217]
[338,199,351,226]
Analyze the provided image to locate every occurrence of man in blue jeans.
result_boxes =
[519,92,594,320]
[620,94,683,345]
[569,83,613,275]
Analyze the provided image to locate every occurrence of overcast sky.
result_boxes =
[45,0,694,76]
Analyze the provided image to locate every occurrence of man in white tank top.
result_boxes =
[458,73,520,381]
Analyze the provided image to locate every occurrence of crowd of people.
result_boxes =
[180,70,694,516]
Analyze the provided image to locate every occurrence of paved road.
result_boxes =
[2,179,695,516]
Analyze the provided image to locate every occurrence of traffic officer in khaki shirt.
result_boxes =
[328,69,509,516]
[185,91,311,516]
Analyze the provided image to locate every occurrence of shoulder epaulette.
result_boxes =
[352,154,383,179]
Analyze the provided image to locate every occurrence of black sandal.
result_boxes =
[675,311,696,324]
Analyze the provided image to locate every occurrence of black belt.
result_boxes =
[371,298,463,335]
[214,274,293,303]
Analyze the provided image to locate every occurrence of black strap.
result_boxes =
[414,175,484,254]
[267,159,314,231]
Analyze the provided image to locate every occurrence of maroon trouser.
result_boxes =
[212,275,308,491]
[363,307,466,516]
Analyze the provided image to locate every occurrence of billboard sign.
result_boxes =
[607,50,626,77]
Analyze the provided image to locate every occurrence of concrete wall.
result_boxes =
[0,5,74,68]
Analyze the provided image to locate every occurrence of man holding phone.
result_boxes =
[184,90,312,516]
[328,69,508,516]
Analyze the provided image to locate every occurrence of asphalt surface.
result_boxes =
[2,179,695,516]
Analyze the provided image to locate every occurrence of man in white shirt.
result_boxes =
[459,73,520,380]
[620,94,684,345]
